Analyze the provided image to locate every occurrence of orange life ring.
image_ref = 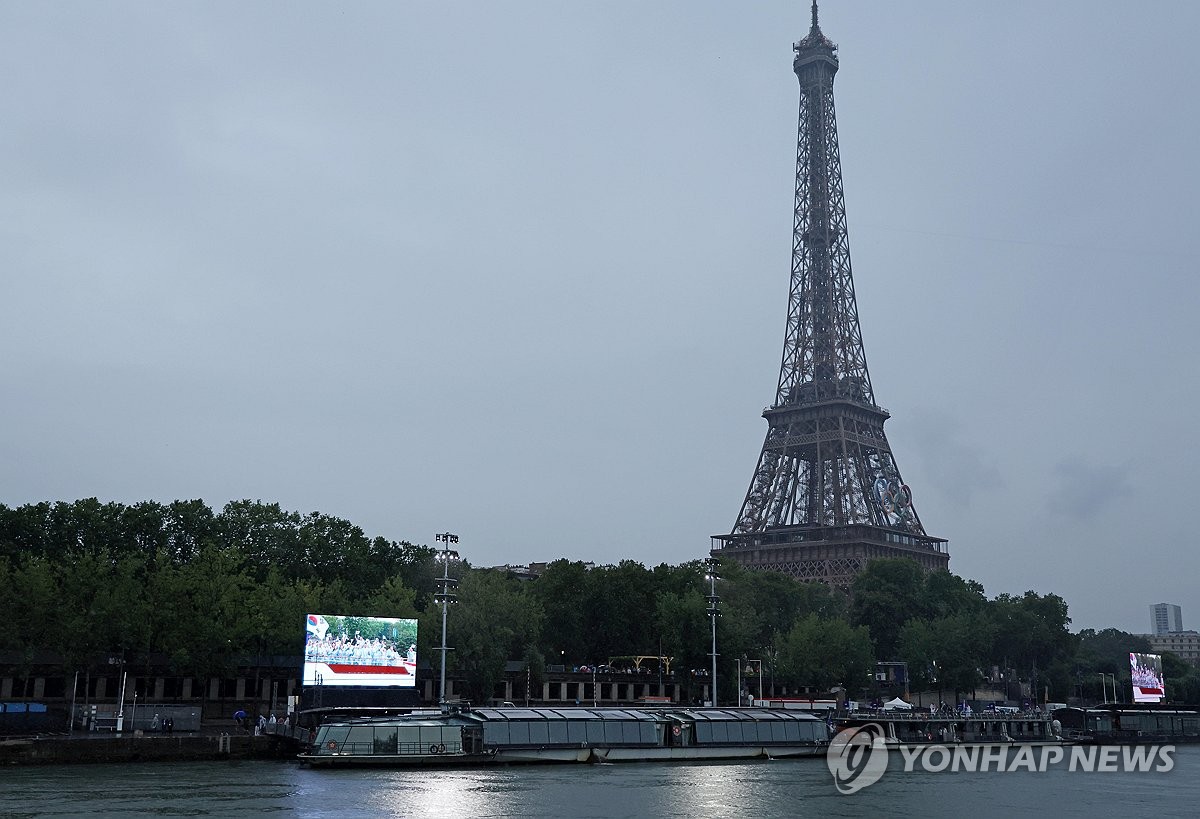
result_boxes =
[430,744,440,755]
[325,740,338,750]
[437,743,446,754]
[672,725,681,736]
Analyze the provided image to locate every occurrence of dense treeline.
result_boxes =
[0,499,438,684]
[3,498,1199,705]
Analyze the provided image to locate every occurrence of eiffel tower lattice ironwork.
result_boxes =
[711,3,948,586]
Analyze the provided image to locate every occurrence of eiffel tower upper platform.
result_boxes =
[711,3,949,587]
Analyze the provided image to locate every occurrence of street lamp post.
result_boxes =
[434,532,460,706]
[704,557,720,707]
[1099,672,1121,705]
[744,659,763,706]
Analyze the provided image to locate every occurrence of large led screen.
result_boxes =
[303,614,418,688]
[1129,652,1165,704]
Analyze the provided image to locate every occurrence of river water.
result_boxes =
[3,747,1198,818]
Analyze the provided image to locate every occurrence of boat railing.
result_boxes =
[319,740,464,756]
[835,710,1052,722]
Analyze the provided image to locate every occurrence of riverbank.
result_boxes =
[0,731,302,765]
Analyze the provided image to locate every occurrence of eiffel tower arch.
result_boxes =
[711,3,949,588]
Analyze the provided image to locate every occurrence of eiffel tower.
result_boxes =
[711,3,948,586]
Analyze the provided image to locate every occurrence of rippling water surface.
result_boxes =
[3,747,1198,818]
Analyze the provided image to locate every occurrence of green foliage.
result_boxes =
[522,645,547,702]
[850,558,927,658]
[1160,653,1200,702]
[776,614,874,696]
[0,498,430,679]
[0,499,1130,708]
[899,613,993,697]
[990,591,1076,677]
[1075,628,1151,675]
[450,571,543,704]
[528,560,591,664]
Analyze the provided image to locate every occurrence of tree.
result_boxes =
[169,544,254,677]
[450,571,542,704]
[577,561,658,663]
[776,614,874,697]
[720,561,846,653]
[850,558,927,659]
[1160,653,1200,703]
[897,619,938,698]
[359,574,420,621]
[989,591,1075,699]
[4,556,58,694]
[529,560,591,664]
[922,570,987,620]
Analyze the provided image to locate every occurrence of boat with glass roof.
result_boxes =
[299,706,829,767]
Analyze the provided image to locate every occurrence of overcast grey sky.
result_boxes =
[3,1,1197,634]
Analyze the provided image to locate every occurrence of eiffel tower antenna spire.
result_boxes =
[712,11,948,587]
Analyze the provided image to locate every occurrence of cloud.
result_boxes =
[902,408,1004,508]
[1046,457,1133,520]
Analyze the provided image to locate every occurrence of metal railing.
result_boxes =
[318,740,463,756]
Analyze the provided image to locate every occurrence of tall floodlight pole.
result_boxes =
[434,532,460,706]
[704,557,720,706]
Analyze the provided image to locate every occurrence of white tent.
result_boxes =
[882,697,913,711]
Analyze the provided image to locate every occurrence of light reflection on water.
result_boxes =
[1,750,1197,818]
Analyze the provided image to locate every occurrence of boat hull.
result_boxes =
[594,744,825,762]
[299,752,496,768]
[492,747,594,764]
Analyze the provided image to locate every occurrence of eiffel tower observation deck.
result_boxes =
[711,3,948,587]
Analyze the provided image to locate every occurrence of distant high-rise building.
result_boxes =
[1152,603,1183,636]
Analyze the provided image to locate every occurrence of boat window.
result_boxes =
[604,722,623,744]
[567,721,587,744]
[726,722,744,743]
[321,725,351,747]
[694,722,712,743]
[547,721,569,744]
[710,722,729,743]
[528,721,550,745]
[484,724,510,746]
[373,727,397,754]
[742,722,761,743]
[641,723,657,744]
[347,726,376,750]
[621,722,642,744]
[508,721,530,745]
[583,722,604,744]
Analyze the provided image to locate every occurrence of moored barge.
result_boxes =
[299,706,829,767]
[1054,704,1200,745]
[834,710,1068,747]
